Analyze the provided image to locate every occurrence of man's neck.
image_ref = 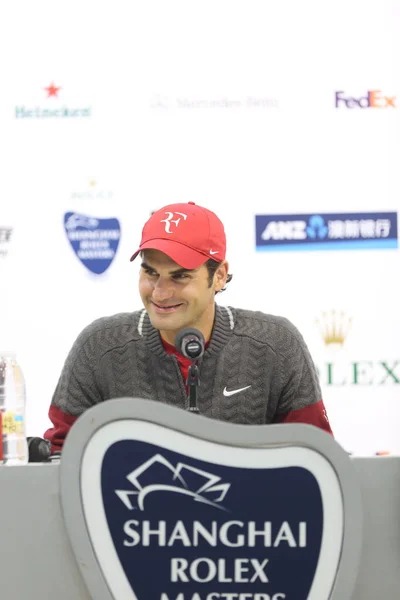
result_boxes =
[159,303,216,347]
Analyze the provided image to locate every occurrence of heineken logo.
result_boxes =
[15,83,92,119]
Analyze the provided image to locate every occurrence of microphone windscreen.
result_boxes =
[27,437,51,462]
[175,328,205,359]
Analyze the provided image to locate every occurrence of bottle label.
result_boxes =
[2,412,24,434]
[0,412,3,461]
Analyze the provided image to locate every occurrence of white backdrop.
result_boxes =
[0,0,399,455]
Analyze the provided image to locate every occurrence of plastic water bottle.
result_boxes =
[0,352,28,465]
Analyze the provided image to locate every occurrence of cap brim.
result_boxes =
[130,239,210,269]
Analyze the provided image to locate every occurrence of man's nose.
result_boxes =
[152,277,174,302]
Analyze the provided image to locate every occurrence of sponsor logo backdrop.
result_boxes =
[0,0,399,454]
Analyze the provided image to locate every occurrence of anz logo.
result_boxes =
[255,211,398,252]
[260,215,328,241]
[261,220,307,241]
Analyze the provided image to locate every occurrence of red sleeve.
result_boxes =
[273,399,334,436]
[43,405,78,453]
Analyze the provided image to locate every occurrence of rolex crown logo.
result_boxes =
[315,310,352,346]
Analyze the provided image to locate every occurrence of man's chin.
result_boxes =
[147,306,185,330]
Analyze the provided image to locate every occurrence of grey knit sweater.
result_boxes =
[49,304,322,426]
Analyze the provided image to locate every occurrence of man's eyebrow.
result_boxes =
[140,261,154,271]
[141,261,196,275]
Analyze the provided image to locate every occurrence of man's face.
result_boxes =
[139,249,227,343]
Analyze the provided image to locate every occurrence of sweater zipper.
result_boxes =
[170,355,189,406]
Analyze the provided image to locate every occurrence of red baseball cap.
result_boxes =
[130,202,226,269]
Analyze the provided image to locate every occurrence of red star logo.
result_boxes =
[44,82,61,98]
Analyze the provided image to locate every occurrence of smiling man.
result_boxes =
[44,202,333,452]
[138,250,227,345]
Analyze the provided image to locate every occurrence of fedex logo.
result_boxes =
[335,90,396,109]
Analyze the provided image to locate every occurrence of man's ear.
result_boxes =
[214,261,229,291]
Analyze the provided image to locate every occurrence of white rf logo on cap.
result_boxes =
[160,212,188,234]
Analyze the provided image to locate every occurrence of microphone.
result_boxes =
[175,328,205,360]
[175,328,205,414]
[27,437,52,463]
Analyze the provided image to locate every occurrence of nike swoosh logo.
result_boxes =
[209,249,219,255]
[223,385,251,397]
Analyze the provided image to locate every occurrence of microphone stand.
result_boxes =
[186,361,200,414]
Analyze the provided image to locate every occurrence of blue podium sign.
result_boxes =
[60,399,362,600]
